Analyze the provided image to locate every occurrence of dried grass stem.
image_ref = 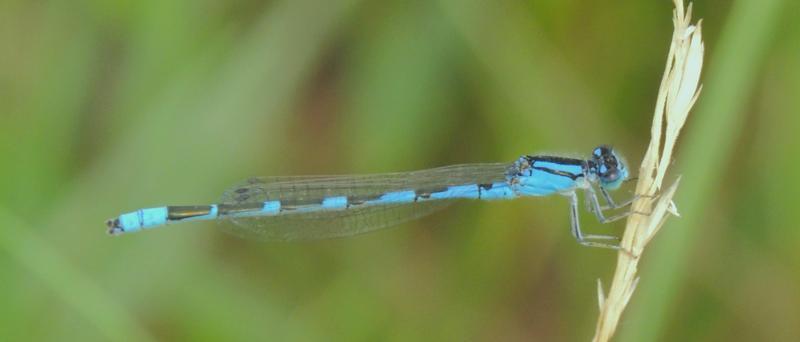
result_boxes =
[592,1,704,341]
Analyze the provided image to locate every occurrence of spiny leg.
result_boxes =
[598,187,658,217]
[599,185,660,211]
[585,187,632,224]
[567,191,621,250]
[600,186,627,209]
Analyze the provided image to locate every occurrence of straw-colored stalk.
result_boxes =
[592,1,704,341]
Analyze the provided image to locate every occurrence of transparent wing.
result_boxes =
[218,201,456,241]
[219,163,511,240]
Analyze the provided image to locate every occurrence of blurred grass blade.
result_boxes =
[437,0,606,146]
[0,208,154,342]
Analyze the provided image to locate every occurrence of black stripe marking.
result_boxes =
[168,205,213,221]
[280,198,322,207]
[478,183,493,199]
[415,187,449,201]
[528,155,585,165]
[218,203,264,216]
[532,166,582,180]
[347,194,383,208]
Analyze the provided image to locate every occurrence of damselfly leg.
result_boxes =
[585,186,633,224]
[567,192,621,250]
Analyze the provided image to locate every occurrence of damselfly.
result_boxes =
[107,145,632,249]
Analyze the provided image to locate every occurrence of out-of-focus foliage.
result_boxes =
[0,0,796,340]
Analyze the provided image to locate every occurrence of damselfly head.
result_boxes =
[591,145,628,190]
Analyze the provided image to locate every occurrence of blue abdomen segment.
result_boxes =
[429,185,479,200]
[421,182,515,200]
[111,205,223,234]
[115,207,169,233]
[370,190,416,205]
[479,182,515,199]
[355,182,515,207]
[322,196,348,209]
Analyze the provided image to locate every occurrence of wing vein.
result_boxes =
[218,163,511,240]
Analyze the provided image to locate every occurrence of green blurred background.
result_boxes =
[1,0,798,340]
